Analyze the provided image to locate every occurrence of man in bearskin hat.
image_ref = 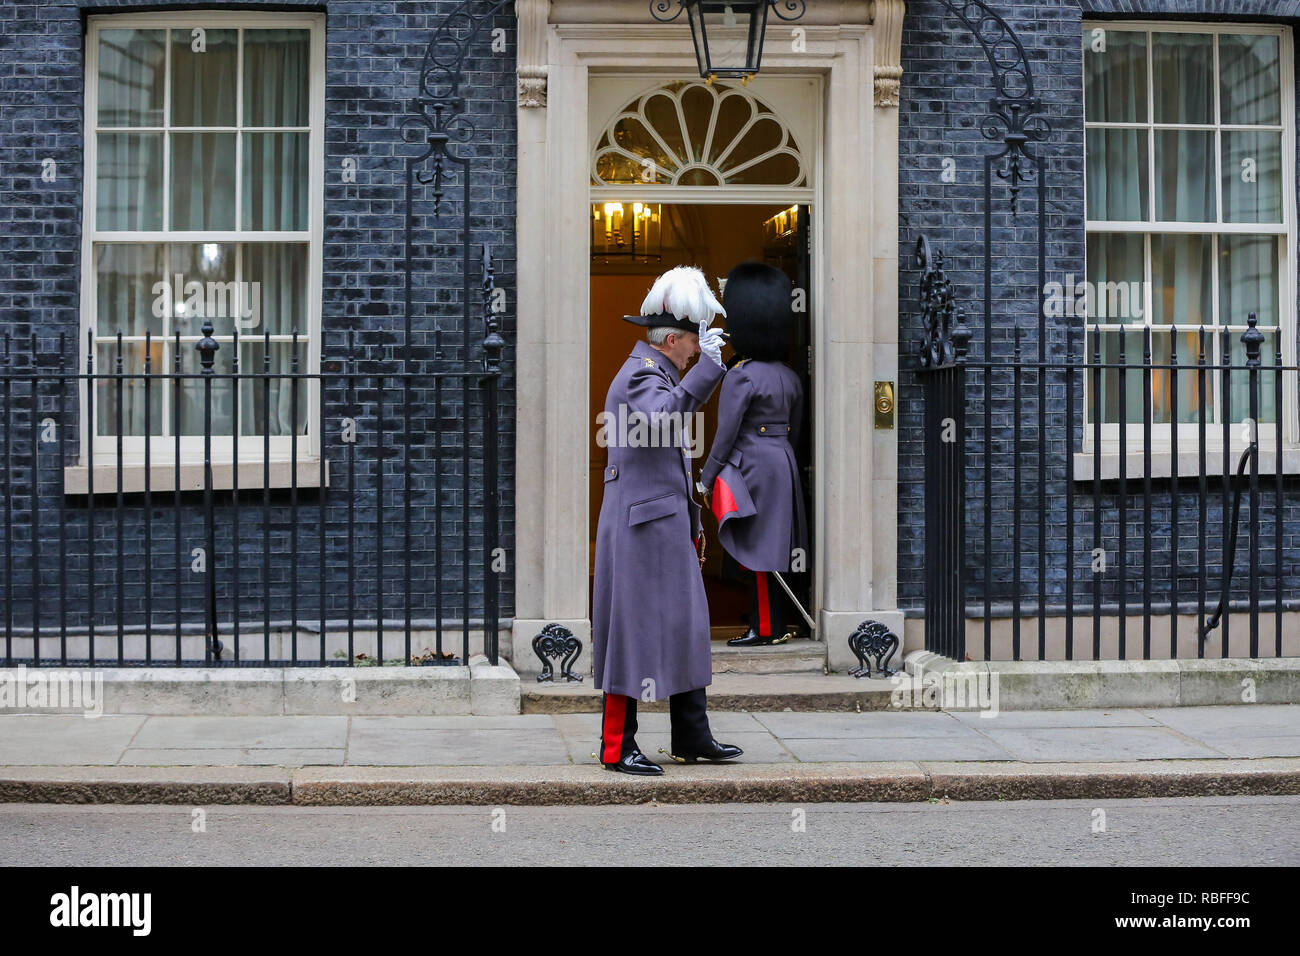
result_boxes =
[591,266,744,775]
[700,261,808,646]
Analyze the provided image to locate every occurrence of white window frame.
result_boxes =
[1080,20,1299,472]
[77,11,325,486]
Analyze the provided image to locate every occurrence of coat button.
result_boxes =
[760,426,766,433]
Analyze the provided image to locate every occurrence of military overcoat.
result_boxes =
[701,358,808,572]
[591,339,725,700]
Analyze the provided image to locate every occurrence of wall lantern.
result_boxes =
[650,0,807,83]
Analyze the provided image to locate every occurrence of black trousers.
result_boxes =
[601,688,714,761]
[748,570,787,639]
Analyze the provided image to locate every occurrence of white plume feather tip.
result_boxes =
[639,266,725,327]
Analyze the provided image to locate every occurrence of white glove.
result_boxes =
[698,321,725,368]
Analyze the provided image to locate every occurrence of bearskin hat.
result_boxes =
[721,260,794,362]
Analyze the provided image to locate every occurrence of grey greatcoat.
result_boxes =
[700,358,807,572]
[592,339,726,700]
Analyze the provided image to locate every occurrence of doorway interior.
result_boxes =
[588,201,814,639]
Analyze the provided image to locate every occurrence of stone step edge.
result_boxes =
[4,759,1299,805]
[521,687,901,713]
[904,650,1300,708]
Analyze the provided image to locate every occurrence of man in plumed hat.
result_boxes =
[591,266,744,775]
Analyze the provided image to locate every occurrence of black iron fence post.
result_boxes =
[481,244,505,665]
[197,320,220,662]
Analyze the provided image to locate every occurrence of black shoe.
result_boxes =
[602,749,664,775]
[667,739,744,763]
[726,627,789,647]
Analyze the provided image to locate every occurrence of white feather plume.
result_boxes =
[639,266,726,327]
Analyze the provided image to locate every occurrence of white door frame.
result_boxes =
[511,2,906,673]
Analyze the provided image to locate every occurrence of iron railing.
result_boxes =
[917,240,1299,662]
[0,250,504,667]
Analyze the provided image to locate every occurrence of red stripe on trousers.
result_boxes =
[756,572,771,635]
[602,693,627,763]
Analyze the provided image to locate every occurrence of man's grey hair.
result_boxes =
[647,326,679,345]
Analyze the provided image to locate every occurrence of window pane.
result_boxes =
[95,343,163,437]
[1086,128,1149,221]
[170,132,237,230]
[1086,232,1145,322]
[1084,28,1147,123]
[242,243,308,335]
[170,27,237,127]
[168,243,239,336]
[240,342,308,436]
[242,132,309,230]
[1093,331,1148,424]
[96,243,165,337]
[1220,34,1281,126]
[1151,234,1212,327]
[1222,130,1283,224]
[1219,235,1280,329]
[1159,330,1214,424]
[243,30,311,127]
[96,132,164,230]
[1227,331,1278,424]
[97,29,165,127]
[1153,33,1214,124]
[1154,130,1213,222]
[175,345,236,436]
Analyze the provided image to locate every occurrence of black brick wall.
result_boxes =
[898,0,1300,619]
[0,0,517,641]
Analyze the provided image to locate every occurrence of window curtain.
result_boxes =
[241,244,308,437]
[1085,31,1147,222]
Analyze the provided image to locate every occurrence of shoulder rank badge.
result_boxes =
[643,357,656,367]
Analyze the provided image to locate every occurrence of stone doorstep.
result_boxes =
[709,638,827,675]
[0,657,522,717]
[904,651,1300,709]
[523,672,911,714]
[4,758,1300,806]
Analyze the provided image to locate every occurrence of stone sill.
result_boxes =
[63,459,329,496]
[1073,449,1300,482]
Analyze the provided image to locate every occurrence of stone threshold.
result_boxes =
[522,671,904,713]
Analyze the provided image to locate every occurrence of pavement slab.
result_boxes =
[972,726,1230,762]
[130,715,349,751]
[0,715,145,766]
[2,706,1300,804]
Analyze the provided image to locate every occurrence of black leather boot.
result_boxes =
[603,749,664,775]
[667,739,744,763]
[727,627,789,647]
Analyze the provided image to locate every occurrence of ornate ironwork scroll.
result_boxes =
[931,0,1051,208]
[847,620,900,679]
[649,0,808,25]
[532,623,585,683]
[915,235,971,370]
[403,0,515,358]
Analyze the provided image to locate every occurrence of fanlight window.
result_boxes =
[593,80,806,187]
